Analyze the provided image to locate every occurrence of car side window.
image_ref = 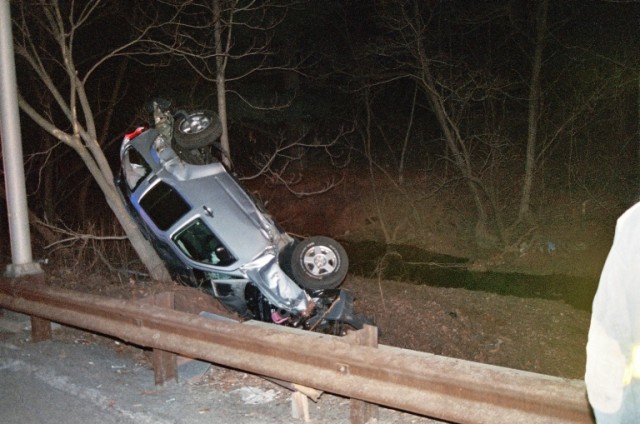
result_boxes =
[122,147,151,190]
[140,180,191,231]
[173,219,236,267]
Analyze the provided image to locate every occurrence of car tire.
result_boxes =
[174,110,222,149]
[290,236,349,290]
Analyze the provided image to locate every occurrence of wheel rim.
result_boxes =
[179,113,211,135]
[302,245,338,276]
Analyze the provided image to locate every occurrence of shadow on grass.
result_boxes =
[343,240,598,312]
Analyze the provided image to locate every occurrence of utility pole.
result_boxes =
[0,0,42,277]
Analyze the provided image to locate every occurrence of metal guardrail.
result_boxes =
[0,277,594,423]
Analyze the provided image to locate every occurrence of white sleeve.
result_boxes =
[585,202,640,413]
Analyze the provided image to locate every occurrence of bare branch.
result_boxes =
[29,216,127,250]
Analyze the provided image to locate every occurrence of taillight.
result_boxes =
[124,126,147,141]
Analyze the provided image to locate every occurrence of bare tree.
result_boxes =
[356,1,604,247]
[13,0,171,280]
[133,0,302,168]
[369,1,503,245]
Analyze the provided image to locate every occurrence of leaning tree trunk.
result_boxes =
[102,181,171,282]
[19,97,172,283]
[409,0,496,246]
[419,65,494,246]
[72,145,172,282]
[13,0,171,282]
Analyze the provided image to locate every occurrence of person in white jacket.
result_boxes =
[586,201,640,423]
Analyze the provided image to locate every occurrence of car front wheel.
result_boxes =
[290,236,349,290]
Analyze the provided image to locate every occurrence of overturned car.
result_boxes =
[116,100,368,333]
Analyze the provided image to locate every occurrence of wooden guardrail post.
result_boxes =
[0,276,51,342]
[150,291,177,385]
[30,316,52,342]
[349,324,379,424]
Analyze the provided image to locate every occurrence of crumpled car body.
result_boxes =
[116,106,367,332]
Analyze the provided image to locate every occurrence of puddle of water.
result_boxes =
[343,241,597,312]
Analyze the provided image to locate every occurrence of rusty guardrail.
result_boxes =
[0,277,593,423]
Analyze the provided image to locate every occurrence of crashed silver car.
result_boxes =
[116,100,368,333]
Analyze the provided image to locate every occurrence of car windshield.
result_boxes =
[173,218,236,266]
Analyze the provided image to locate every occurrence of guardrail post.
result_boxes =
[349,324,379,424]
[30,316,52,342]
[150,292,177,385]
[22,276,51,342]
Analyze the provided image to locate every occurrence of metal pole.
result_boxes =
[0,0,42,277]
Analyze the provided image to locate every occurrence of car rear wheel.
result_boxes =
[174,110,222,149]
[290,236,348,290]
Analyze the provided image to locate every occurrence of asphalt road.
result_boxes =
[0,309,438,424]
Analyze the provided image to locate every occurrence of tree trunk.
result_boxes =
[398,84,417,186]
[103,183,171,282]
[420,66,493,245]
[213,0,232,169]
[408,0,495,246]
[518,0,549,223]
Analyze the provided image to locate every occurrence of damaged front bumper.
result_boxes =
[306,289,370,330]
